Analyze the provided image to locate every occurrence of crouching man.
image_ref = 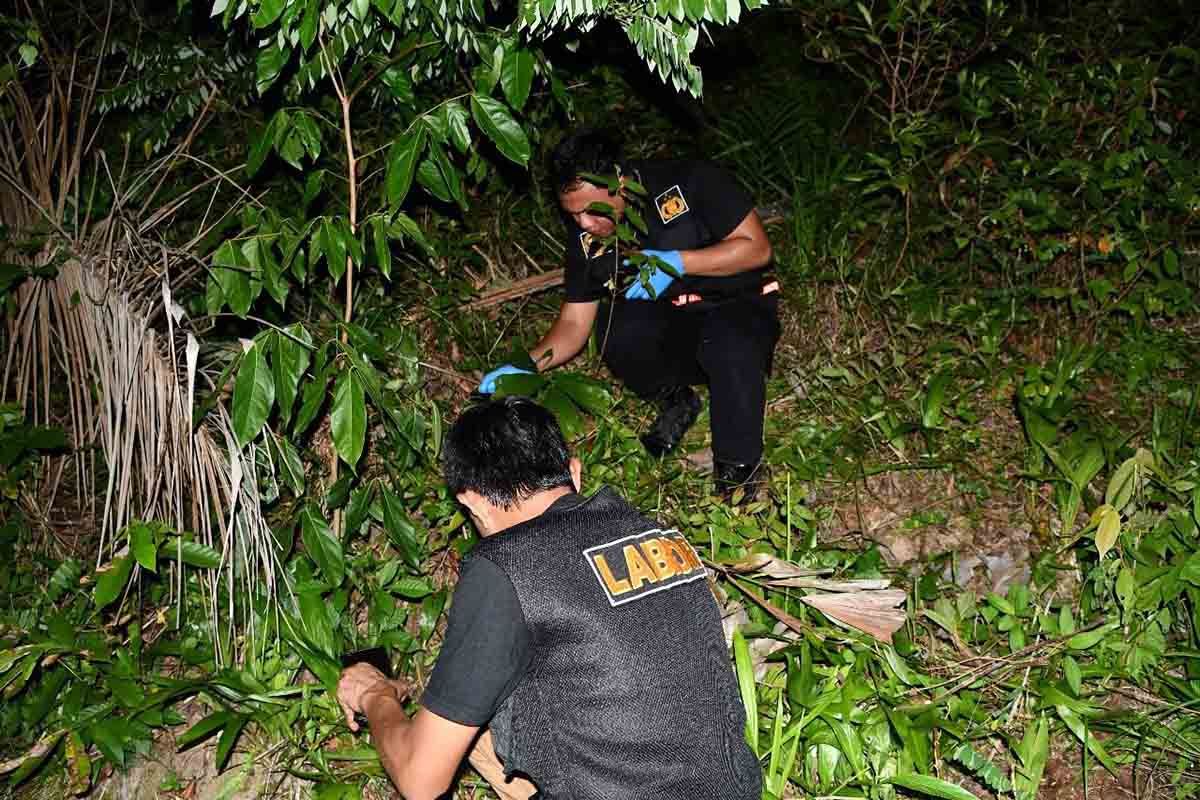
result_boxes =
[336,397,761,800]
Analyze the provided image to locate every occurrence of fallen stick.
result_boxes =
[466,269,565,310]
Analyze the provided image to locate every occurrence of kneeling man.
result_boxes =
[337,397,761,800]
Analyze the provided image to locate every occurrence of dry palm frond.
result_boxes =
[0,16,275,663]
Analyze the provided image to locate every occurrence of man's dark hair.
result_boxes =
[550,129,623,194]
[442,397,573,509]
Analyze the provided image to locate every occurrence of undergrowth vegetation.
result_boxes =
[1,0,1199,797]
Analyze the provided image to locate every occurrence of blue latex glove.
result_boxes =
[478,364,533,394]
[624,249,685,301]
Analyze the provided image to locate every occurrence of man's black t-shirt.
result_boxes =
[420,494,590,726]
[561,160,768,304]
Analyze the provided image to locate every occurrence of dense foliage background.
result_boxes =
[1,0,1199,797]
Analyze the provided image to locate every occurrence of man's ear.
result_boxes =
[457,490,490,525]
[569,457,582,492]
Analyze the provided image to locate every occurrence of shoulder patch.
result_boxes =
[655,184,690,224]
[579,231,610,260]
[584,529,706,607]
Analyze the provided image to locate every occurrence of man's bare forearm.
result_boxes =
[680,235,772,277]
[363,691,437,800]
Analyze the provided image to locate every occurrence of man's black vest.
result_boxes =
[469,487,761,800]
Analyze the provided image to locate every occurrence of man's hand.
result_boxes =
[337,663,399,732]
[478,364,534,395]
[625,250,685,300]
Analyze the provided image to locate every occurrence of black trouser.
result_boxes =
[595,292,780,465]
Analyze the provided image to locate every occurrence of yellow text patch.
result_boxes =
[584,529,706,606]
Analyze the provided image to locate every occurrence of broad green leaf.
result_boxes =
[372,218,392,280]
[300,505,344,585]
[381,489,421,570]
[1055,704,1117,773]
[246,113,279,176]
[555,374,611,415]
[500,47,535,110]
[386,128,425,208]
[391,576,434,599]
[1072,441,1105,491]
[94,555,134,609]
[417,157,453,203]
[294,358,331,436]
[1095,505,1120,558]
[322,219,348,283]
[177,710,236,750]
[162,538,222,569]
[47,559,82,601]
[212,241,252,317]
[444,101,471,153]
[1067,623,1114,650]
[215,715,248,771]
[889,774,978,800]
[1064,655,1082,695]
[294,590,337,659]
[331,370,367,470]
[274,434,305,496]
[231,342,275,447]
[1105,456,1139,511]
[256,44,286,95]
[541,386,584,438]
[252,0,285,27]
[272,325,312,428]
[128,522,158,572]
[470,94,530,167]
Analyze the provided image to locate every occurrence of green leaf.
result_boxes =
[215,715,248,771]
[500,47,535,110]
[300,505,345,585]
[541,386,584,438]
[177,710,236,751]
[1094,505,1121,559]
[1067,623,1114,650]
[272,325,312,428]
[444,101,471,153]
[252,0,285,27]
[65,731,91,795]
[1064,655,1082,695]
[470,94,530,167]
[275,434,305,496]
[294,361,331,436]
[256,44,287,95]
[1105,456,1139,511]
[554,374,611,415]
[391,576,434,599]
[386,128,425,208]
[212,241,252,317]
[231,342,275,447]
[417,157,452,203]
[372,218,392,280]
[246,113,279,176]
[889,774,979,800]
[47,559,83,601]
[162,538,222,569]
[1055,704,1117,773]
[128,522,158,572]
[732,628,757,752]
[94,555,134,609]
[381,489,421,569]
[921,370,952,429]
[331,370,367,470]
[322,219,348,283]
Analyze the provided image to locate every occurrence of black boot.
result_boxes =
[640,386,702,457]
[715,460,763,504]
